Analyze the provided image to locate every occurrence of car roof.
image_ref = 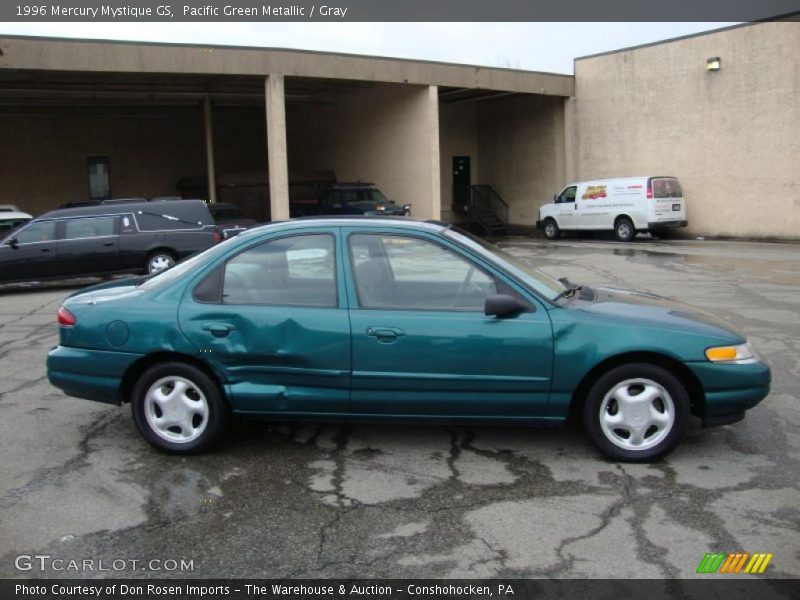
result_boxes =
[326,183,377,189]
[36,199,211,221]
[0,211,32,219]
[239,216,449,236]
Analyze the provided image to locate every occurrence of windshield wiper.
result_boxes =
[553,277,583,302]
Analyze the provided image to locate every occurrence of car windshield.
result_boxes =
[443,227,567,301]
[137,234,242,290]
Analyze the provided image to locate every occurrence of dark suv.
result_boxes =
[0,200,217,284]
[291,183,410,217]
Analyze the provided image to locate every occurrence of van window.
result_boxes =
[651,178,683,199]
[13,221,57,244]
[558,186,577,203]
[64,216,116,240]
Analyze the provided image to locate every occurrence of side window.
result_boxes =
[63,216,116,240]
[559,186,577,203]
[349,234,497,311]
[223,234,336,307]
[12,221,57,244]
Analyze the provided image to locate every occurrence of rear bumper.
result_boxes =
[648,220,687,229]
[686,360,771,426]
[47,345,142,405]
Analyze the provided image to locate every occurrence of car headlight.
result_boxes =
[705,342,759,364]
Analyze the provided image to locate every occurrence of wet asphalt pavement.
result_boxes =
[0,237,798,580]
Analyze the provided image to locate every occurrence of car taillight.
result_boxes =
[213,231,222,243]
[57,306,76,326]
[646,187,653,199]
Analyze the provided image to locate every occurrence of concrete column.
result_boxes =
[265,74,290,221]
[422,84,442,221]
[202,96,217,203]
[563,96,577,184]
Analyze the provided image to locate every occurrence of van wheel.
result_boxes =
[615,218,635,242]
[583,363,689,462]
[146,251,176,274]
[131,362,228,454]
[543,219,560,240]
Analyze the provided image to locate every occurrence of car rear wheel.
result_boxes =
[583,363,689,462]
[146,251,176,274]
[131,362,228,454]
[543,219,560,240]
[614,218,635,242]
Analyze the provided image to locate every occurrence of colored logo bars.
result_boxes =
[696,552,773,574]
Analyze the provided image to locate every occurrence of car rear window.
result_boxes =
[650,178,683,199]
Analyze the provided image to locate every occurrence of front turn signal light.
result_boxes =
[705,342,757,364]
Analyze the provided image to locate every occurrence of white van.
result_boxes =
[536,176,687,241]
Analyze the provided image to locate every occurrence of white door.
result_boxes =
[554,185,578,230]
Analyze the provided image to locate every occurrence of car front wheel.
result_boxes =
[543,219,560,240]
[131,362,228,454]
[583,363,689,462]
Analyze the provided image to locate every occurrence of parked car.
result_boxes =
[207,202,259,239]
[0,200,217,284]
[537,176,688,241]
[46,218,769,461]
[0,205,32,235]
[291,183,410,217]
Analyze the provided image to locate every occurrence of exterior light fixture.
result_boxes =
[706,57,721,71]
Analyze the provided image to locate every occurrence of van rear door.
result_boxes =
[648,177,685,224]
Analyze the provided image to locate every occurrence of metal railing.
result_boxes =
[468,185,509,235]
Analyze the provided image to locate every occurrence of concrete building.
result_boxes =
[0,20,797,239]
[569,20,799,240]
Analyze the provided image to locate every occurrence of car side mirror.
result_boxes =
[553,194,558,203]
[485,294,527,318]
[8,237,18,249]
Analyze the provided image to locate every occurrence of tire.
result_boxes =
[146,250,176,275]
[614,218,635,242]
[131,362,229,454]
[543,219,560,240]
[583,363,689,462]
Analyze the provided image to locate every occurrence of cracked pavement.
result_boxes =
[0,238,798,580]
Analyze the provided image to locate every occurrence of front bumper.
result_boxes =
[648,220,687,229]
[47,345,142,405]
[535,220,545,230]
[686,360,771,426]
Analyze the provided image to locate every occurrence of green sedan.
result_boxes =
[46,218,770,461]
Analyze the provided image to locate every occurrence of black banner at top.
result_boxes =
[1,0,799,22]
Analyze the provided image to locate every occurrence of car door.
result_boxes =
[177,231,351,414]
[56,215,119,277]
[344,228,554,418]
[554,185,578,230]
[0,220,59,283]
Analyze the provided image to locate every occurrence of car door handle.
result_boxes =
[40,248,51,253]
[366,327,405,342]
[201,323,236,338]
[103,242,115,247]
